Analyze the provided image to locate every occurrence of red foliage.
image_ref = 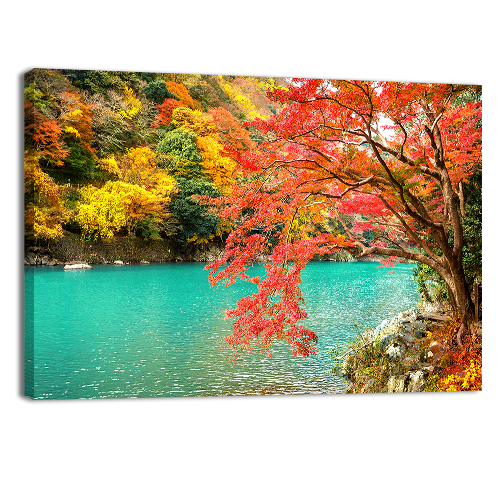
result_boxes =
[206,79,481,357]
[151,98,183,128]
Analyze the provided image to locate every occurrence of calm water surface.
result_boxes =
[25,262,419,399]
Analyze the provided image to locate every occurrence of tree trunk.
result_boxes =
[453,269,473,323]
[436,254,473,324]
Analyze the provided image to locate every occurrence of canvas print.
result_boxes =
[24,69,482,399]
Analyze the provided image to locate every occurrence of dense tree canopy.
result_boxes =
[24,69,282,244]
[206,80,482,355]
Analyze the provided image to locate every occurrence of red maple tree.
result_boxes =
[151,98,183,128]
[205,79,482,356]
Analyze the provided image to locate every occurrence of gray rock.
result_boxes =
[360,380,376,393]
[25,252,36,265]
[64,263,92,270]
[414,329,426,339]
[341,356,358,378]
[385,343,406,360]
[380,334,397,351]
[407,371,426,392]
[387,374,408,393]
[380,333,415,354]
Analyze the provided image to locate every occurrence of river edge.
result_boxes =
[338,299,473,394]
[24,234,365,266]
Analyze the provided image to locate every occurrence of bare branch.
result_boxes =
[377,195,444,266]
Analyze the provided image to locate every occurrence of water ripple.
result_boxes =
[28,262,418,399]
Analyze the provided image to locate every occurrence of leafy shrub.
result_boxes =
[170,177,221,243]
[144,78,179,104]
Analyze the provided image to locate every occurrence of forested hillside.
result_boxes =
[24,69,288,254]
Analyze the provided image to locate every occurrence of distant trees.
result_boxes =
[151,98,184,129]
[157,127,204,178]
[24,156,67,239]
[208,107,254,152]
[24,68,276,247]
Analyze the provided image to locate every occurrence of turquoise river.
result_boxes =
[24,261,419,399]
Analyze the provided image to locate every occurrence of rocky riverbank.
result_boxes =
[338,301,479,393]
[24,235,227,266]
[24,235,357,266]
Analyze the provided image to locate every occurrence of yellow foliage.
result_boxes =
[63,126,81,138]
[76,183,127,239]
[150,172,177,200]
[439,360,482,391]
[26,161,63,207]
[119,147,157,184]
[33,207,64,239]
[171,107,216,137]
[286,209,330,242]
[218,77,266,120]
[197,135,236,192]
[75,181,166,239]
[67,109,83,118]
[216,218,233,237]
[98,156,122,177]
[25,156,67,239]
[461,360,482,390]
[187,234,214,245]
[118,86,142,120]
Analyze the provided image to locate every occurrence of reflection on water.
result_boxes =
[25,262,419,399]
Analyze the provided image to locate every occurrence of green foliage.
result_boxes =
[462,171,482,285]
[63,70,141,94]
[170,177,221,242]
[24,82,42,100]
[157,128,204,178]
[144,78,179,104]
[64,144,101,180]
[157,128,202,163]
[135,218,162,240]
[137,72,157,84]
[413,262,448,303]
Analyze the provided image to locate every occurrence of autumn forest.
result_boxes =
[24,69,482,392]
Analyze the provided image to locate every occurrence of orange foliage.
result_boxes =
[426,319,482,391]
[208,107,255,151]
[59,91,96,156]
[32,118,69,166]
[24,154,66,239]
[119,147,158,186]
[197,135,236,192]
[165,81,201,110]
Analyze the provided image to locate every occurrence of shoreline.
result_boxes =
[339,300,459,393]
[24,234,363,267]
